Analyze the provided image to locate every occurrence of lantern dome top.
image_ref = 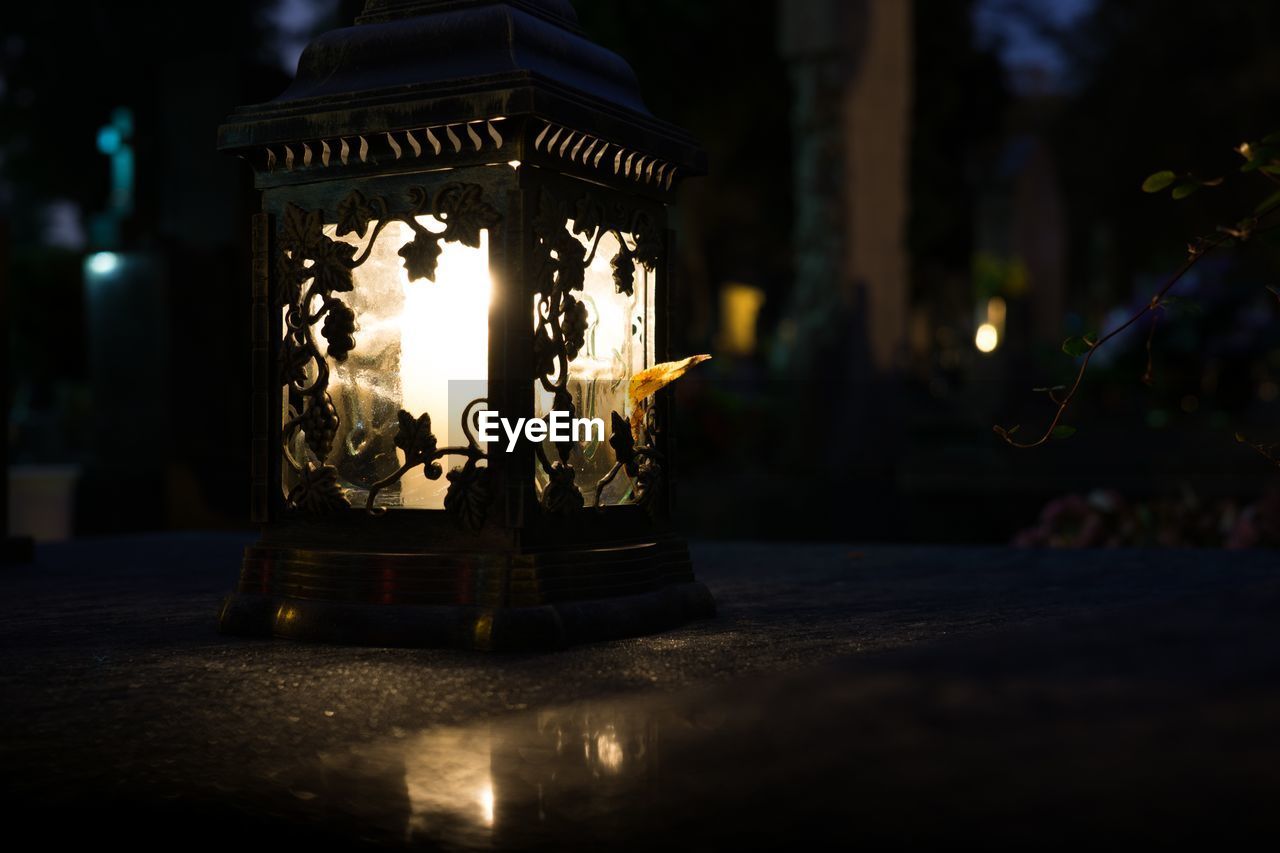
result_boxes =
[218,0,704,188]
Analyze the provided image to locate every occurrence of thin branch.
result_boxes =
[996,185,1280,450]
[994,239,1223,448]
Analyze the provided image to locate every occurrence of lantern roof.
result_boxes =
[218,0,705,191]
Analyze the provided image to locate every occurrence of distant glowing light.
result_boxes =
[477,784,494,826]
[974,322,999,353]
[507,160,521,170]
[986,296,1007,326]
[87,251,120,276]
[96,126,122,155]
[717,281,766,357]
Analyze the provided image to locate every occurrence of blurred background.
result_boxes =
[6,0,1280,547]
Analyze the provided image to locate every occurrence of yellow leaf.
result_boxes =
[628,355,711,435]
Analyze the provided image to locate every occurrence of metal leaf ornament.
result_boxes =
[609,411,639,476]
[280,203,324,255]
[398,233,444,283]
[311,232,356,294]
[436,183,500,249]
[444,462,491,530]
[632,456,662,509]
[394,410,443,480]
[334,189,375,238]
[541,461,584,515]
[611,250,635,297]
[556,234,586,292]
[287,462,350,513]
[571,196,603,238]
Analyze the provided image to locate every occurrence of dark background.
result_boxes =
[7,0,1280,546]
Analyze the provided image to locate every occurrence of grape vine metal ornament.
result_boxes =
[216,0,714,650]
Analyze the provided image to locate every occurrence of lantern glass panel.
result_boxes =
[283,216,491,509]
[534,224,655,505]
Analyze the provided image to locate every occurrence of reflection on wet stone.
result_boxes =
[309,702,666,849]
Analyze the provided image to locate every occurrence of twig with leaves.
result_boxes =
[994,130,1280,449]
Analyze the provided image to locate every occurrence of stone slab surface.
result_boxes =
[2,535,1278,847]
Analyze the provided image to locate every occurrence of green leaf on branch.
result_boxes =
[1256,190,1280,215]
[1142,171,1176,193]
[1171,182,1200,200]
[1240,144,1280,171]
[1051,425,1077,440]
[1062,334,1096,357]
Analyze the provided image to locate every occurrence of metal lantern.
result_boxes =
[216,0,712,650]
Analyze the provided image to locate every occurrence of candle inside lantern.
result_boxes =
[322,217,491,509]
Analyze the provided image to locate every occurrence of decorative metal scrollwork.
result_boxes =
[277,183,499,527]
[531,188,663,515]
[595,410,663,513]
[364,399,491,529]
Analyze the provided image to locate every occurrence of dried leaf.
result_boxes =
[628,354,711,434]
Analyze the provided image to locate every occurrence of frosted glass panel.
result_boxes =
[534,226,653,505]
[284,216,489,509]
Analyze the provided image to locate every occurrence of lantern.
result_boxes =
[216,0,712,650]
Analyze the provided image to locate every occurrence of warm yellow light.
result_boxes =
[507,160,521,169]
[400,727,495,840]
[477,783,495,826]
[986,296,1006,326]
[325,218,491,509]
[595,729,624,772]
[975,322,999,353]
[401,224,490,506]
[717,282,766,357]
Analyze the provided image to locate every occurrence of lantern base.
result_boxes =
[218,537,714,651]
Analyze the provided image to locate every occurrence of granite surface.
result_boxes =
[2,534,1279,847]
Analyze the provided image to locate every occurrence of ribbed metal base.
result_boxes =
[218,537,714,651]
